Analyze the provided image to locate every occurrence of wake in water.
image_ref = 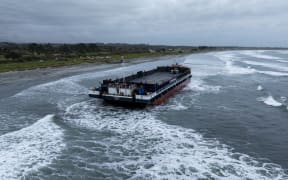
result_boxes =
[0,115,65,179]
[62,100,287,179]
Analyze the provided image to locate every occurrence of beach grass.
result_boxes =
[0,52,179,73]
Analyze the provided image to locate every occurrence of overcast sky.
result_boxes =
[1,0,288,46]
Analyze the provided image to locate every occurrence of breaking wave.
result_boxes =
[213,52,288,77]
[0,115,65,179]
[243,61,288,72]
[241,51,281,60]
[224,60,256,75]
[256,70,288,77]
[62,101,287,179]
[214,52,256,75]
[275,59,288,63]
[257,96,283,107]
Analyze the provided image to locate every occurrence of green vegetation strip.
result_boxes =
[0,52,178,73]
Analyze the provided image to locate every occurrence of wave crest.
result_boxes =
[257,96,283,107]
[63,101,287,179]
[0,115,65,179]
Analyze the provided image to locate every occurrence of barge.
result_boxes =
[88,64,192,106]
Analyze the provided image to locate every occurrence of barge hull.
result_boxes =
[152,78,190,105]
[88,65,192,106]
[89,75,191,106]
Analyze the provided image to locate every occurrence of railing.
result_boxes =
[136,73,191,100]
[98,70,191,99]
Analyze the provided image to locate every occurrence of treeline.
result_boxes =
[1,42,284,64]
[0,42,218,54]
[0,42,228,63]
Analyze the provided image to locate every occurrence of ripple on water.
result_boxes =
[61,101,288,179]
[0,115,65,179]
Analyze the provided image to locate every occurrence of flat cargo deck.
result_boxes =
[88,64,192,106]
[131,72,176,84]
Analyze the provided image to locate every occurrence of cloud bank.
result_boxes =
[1,0,288,46]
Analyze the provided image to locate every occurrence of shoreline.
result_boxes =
[0,54,185,81]
[0,54,185,98]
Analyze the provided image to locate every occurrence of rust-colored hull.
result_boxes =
[152,78,190,105]
[89,65,192,107]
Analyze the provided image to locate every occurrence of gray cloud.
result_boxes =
[0,0,288,46]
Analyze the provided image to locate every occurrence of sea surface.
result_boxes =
[0,50,288,179]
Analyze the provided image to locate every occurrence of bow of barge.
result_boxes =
[89,64,192,106]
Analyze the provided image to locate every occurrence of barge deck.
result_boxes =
[89,64,192,106]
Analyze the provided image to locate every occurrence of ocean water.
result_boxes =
[0,50,288,179]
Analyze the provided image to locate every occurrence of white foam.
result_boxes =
[243,61,288,72]
[214,52,238,62]
[185,79,221,93]
[214,52,256,75]
[258,96,283,107]
[15,80,88,97]
[257,85,263,91]
[241,51,281,60]
[166,101,188,110]
[224,60,256,75]
[256,70,288,77]
[280,96,287,102]
[214,51,288,77]
[275,50,288,55]
[0,115,65,179]
[183,58,225,77]
[275,59,288,63]
[63,101,287,179]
